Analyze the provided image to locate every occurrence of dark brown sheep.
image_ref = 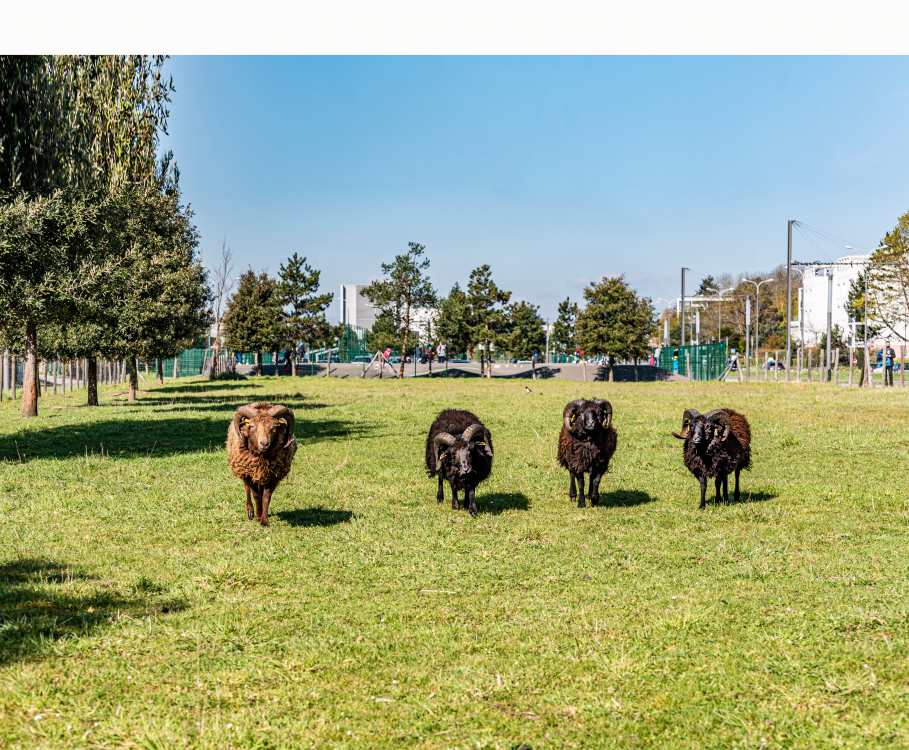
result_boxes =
[557,399,618,508]
[425,409,494,517]
[671,408,751,508]
[226,402,297,526]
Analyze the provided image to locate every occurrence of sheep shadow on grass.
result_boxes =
[594,490,658,508]
[275,507,354,527]
[0,558,186,668]
[477,492,530,515]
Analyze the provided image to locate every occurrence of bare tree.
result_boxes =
[210,238,236,376]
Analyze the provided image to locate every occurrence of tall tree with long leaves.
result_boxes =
[505,301,546,360]
[363,242,437,379]
[466,265,511,377]
[0,55,174,416]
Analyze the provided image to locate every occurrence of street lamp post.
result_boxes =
[740,278,767,380]
[706,287,733,346]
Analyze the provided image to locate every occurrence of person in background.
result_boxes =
[878,340,896,386]
[438,342,446,362]
[283,349,292,373]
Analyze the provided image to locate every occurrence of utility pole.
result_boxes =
[786,219,794,380]
[545,320,550,365]
[681,268,689,347]
[745,296,751,380]
[826,270,834,382]
[664,316,669,346]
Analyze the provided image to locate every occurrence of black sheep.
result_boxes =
[671,408,752,508]
[557,399,618,508]
[425,409,494,517]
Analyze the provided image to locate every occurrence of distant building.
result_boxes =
[340,283,440,340]
[798,254,904,347]
[339,284,378,330]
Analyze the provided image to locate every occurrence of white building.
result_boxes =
[339,284,378,330]
[798,254,903,347]
[340,283,438,339]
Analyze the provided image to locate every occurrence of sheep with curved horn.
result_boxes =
[226,402,298,526]
[671,407,751,508]
[425,409,494,517]
[557,398,618,508]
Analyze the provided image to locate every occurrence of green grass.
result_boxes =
[0,376,908,749]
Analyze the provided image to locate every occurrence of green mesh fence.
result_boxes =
[654,343,727,380]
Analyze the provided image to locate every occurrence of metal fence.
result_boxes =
[654,343,727,380]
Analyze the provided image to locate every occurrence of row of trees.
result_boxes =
[0,56,213,418]
[356,242,656,379]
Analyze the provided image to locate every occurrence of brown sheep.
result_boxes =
[226,402,297,526]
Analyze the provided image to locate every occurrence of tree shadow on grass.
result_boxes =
[275,507,354,527]
[2,412,371,462]
[479,492,530,515]
[0,557,186,668]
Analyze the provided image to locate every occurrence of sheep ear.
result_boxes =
[592,399,612,429]
[678,409,700,439]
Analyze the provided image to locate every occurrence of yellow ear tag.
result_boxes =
[570,414,576,423]
[439,452,447,459]
[278,418,287,424]
[476,442,486,446]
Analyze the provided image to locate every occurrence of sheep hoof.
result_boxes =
[469,508,478,518]
[577,500,586,509]
[247,510,254,520]
[259,519,268,527]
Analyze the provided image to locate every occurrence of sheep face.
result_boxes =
[232,403,296,456]
[242,414,289,454]
[673,409,730,455]
[563,399,612,438]
[438,436,483,476]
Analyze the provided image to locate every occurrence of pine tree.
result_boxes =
[466,265,511,377]
[845,271,881,345]
[435,283,473,359]
[505,301,546,360]
[552,297,579,358]
[362,242,437,379]
[223,270,284,375]
[276,253,333,373]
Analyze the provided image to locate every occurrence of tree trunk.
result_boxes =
[87,357,99,406]
[54,358,58,396]
[275,351,280,377]
[20,321,39,418]
[157,358,164,385]
[634,360,639,382]
[128,357,138,403]
[256,351,262,376]
[42,359,48,396]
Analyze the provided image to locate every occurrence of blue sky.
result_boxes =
[161,56,909,322]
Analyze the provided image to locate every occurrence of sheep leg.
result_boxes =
[467,486,478,518]
[576,473,586,509]
[260,488,272,527]
[723,475,730,503]
[569,473,577,504]
[245,483,255,520]
[714,477,723,505]
[253,484,264,521]
[450,482,459,511]
[734,469,741,502]
[436,476,445,503]
[588,472,603,507]
[698,475,708,509]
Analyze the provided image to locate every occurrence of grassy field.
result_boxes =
[0,375,907,749]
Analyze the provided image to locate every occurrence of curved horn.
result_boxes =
[433,432,456,470]
[232,404,260,448]
[593,399,613,429]
[267,404,295,447]
[705,409,732,440]
[673,408,701,440]
[563,399,586,433]
[463,423,493,457]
